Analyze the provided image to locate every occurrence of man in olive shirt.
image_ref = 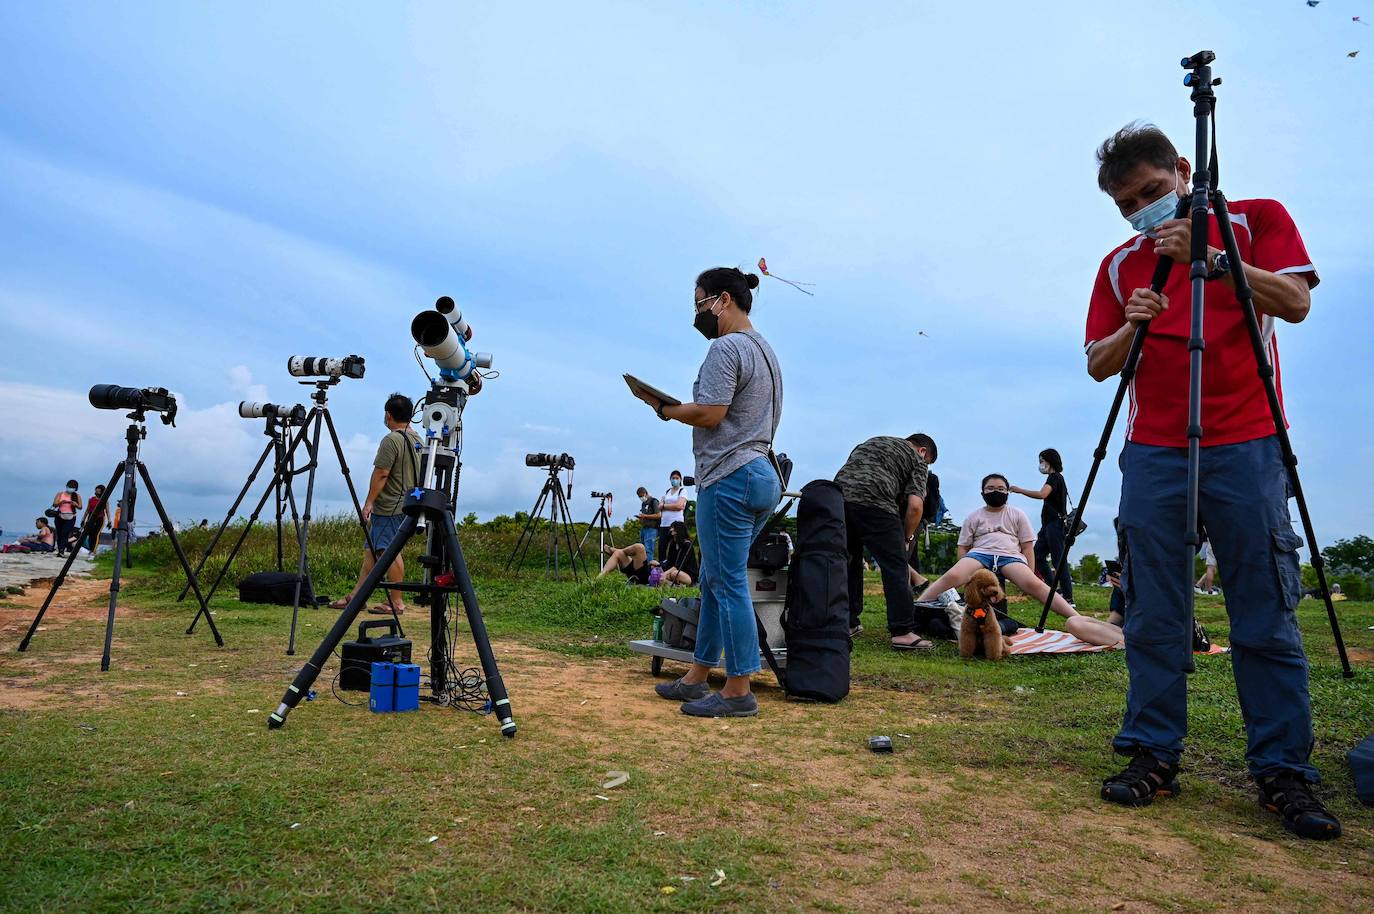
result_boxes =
[339,393,421,614]
[834,433,937,650]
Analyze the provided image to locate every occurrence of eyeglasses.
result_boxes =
[982,486,1008,493]
[694,293,721,312]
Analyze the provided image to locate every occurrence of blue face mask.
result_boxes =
[1126,181,1181,237]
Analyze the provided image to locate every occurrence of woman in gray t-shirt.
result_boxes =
[632,266,783,717]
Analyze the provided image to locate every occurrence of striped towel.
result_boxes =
[1007,629,1230,655]
[1007,628,1115,654]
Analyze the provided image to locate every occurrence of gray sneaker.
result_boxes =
[681,691,759,718]
[655,676,709,701]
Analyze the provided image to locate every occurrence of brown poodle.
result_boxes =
[959,568,1013,661]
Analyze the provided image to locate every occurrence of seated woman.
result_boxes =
[598,542,656,585]
[916,475,1122,647]
[659,521,699,586]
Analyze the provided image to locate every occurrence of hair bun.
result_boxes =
[744,272,760,290]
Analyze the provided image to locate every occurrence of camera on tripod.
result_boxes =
[286,355,366,380]
[526,453,575,471]
[590,490,611,499]
[89,384,178,426]
[238,401,307,423]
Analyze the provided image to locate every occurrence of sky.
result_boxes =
[0,1,1370,562]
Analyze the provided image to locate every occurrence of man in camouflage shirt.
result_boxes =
[834,433,938,650]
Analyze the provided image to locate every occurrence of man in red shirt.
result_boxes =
[1085,123,1340,840]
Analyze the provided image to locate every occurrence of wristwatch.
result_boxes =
[1205,250,1231,281]
[655,401,670,421]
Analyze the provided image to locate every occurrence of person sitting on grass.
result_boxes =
[7,518,56,553]
[915,474,1123,647]
[598,542,656,585]
[659,521,699,586]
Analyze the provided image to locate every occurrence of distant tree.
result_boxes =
[1323,535,1374,576]
[1077,553,1103,585]
[462,512,479,526]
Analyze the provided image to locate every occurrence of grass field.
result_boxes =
[2,516,1372,913]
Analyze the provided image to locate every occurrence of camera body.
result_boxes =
[287,355,366,380]
[239,401,308,423]
[590,490,611,499]
[525,452,575,471]
[89,384,178,425]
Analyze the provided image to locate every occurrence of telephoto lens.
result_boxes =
[239,401,307,422]
[89,384,146,411]
[286,355,366,380]
[524,452,575,470]
[590,491,611,499]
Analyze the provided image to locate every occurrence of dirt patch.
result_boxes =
[1348,647,1374,664]
[0,576,130,636]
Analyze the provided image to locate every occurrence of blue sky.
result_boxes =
[1,1,1370,562]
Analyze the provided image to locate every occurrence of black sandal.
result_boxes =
[1256,773,1342,840]
[1101,751,1181,807]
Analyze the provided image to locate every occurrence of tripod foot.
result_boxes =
[267,705,289,729]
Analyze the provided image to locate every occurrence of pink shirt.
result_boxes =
[958,506,1035,558]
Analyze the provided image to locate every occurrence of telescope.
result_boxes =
[411,296,492,392]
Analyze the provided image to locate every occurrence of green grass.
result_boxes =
[2,516,1372,913]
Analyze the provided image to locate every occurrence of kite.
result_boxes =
[1306,1,1319,7]
[1350,50,1360,57]
[917,330,930,338]
[1355,16,1368,25]
[757,257,815,296]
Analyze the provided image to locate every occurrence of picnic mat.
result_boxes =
[1007,628,1229,655]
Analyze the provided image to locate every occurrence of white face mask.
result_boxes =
[1126,175,1183,237]
[1038,461,1051,475]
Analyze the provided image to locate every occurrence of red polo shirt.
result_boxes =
[1085,198,1317,447]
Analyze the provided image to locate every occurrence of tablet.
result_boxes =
[623,373,682,407]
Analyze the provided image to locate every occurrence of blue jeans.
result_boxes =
[639,527,658,559]
[1115,436,1316,781]
[368,513,406,554]
[693,457,782,677]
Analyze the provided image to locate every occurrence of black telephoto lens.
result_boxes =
[89,384,144,411]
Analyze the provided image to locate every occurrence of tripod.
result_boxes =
[576,493,616,560]
[188,379,380,655]
[18,413,224,670]
[1035,51,1352,679]
[268,383,515,735]
[505,466,588,580]
[178,415,302,603]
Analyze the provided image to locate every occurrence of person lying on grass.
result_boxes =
[599,542,656,585]
[914,474,1122,647]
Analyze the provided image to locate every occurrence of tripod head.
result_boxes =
[300,377,341,406]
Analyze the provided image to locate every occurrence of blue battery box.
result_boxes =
[369,661,421,713]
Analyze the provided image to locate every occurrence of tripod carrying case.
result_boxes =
[238,571,317,607]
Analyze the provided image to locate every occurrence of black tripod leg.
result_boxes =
[288,411,325,656]
[506,482,551,571]
[100,459,141,671]
[439,513,516,737]
[322,409,378,556]
[17,462,125,653]
[268,514,419,729]
[179,436,276,602]
[1212,194,1354,678]
[555,489,585,581]
[138,463,223,647]
[1036,251,1180,632]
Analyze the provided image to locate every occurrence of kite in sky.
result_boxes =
[1351,50,1361,57]
[757,258,815,296]
[1355,16,1368,25]
[1306,1,1319,7]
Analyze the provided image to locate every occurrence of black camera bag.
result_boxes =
[772,479,850,703]
[239,571,317,607]
[748,533,790,574]
[657,596,700,650]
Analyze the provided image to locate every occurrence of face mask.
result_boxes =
[66,487,76,493]
[1126,178,1182,237]
[670,478,681,487]
[982,491,1008,508]
[1038,461,1051,475]
[693,294,722,340]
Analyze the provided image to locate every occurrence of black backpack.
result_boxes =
[766,479,850,702]
[656,597,700,650]
[238,571,317,607]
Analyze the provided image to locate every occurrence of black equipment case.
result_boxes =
[340,619,413,691]
[238,571,317,607]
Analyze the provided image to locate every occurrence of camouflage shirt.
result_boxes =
[833,436,928,515]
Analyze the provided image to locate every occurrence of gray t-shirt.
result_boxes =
[692,330,783,489]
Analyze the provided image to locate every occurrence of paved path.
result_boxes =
[0,552,93,590]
